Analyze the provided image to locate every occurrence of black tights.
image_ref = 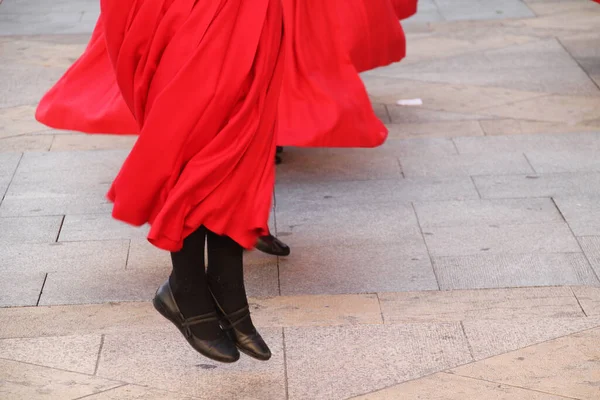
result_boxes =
[169,226,254,339]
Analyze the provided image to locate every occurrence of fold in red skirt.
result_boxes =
[36,0,417,251]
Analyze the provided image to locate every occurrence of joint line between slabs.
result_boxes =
[523,153,537,174]
[55,215,66,243]
[93,334,105,376]
[460,321,475,361]
[570,286,588,317]
[282,328,290,400]
[411,202,441,291]
[470,175,482,199]
[35,273,48,307]
[73,383,129,400]
[375,293,386,324]
[556,37,600,92]
[0,152,23,204]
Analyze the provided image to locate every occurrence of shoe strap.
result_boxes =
[181,312,219,327]
[220,305,251,329]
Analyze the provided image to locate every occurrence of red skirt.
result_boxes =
[35,0,417,251]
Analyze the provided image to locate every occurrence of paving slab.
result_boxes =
[276,202,426,249]
[424,222,580,257]
[0,134,54,152]
[463,316,600,360]
[553,196,600,236]
[81,385,202,400]
[0,333,102,374]
[0,12,95,36]
[0,105,45,138]
[378,137,459,157]
[0,215,62,243]
[0,240,129,274]
[400,153,533,178]
[572,286,600,316]
[39,269,166,305]
[0,271,46,307]
[0,359,122,400]
[386,120,484,139]
[433,253,599,289]
[526,150,600,173]
[0,150,125,216]
[59,214,149,242]
[473,172,600,199]
[451,328,600,400]
[378,287,584,323]
[96,328,286,400]
[352,372,572,400]
[0,152,21,199]
[50,134,137,151]
[577,236,600,279]
[414,198,562,228]
[275,176,479,211]
[279,244,436,295]
[276,147,402,184]
[434,0,535,21]
[454,132,600,154]
[479,119,600,136]
[285,323,472,400]
[385,105,489,124]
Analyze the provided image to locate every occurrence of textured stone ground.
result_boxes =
[1,0,600,399]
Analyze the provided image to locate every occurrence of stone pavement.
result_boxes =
[1,0,600,399]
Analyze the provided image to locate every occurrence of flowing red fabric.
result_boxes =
[35,0,417,251]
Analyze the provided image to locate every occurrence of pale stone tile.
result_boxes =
[554,197,600,236]
[464,317,600,360]
[83,385,202,400]
[455,132,600,154]
[59,214,149,242]
[414,198,562,228]
[0,105,44,139]
[401,153,533,178]
[126,239,171,270]
[0,63,68,108]
[0,240,129,274]
[0,271,46,307]
[386,120,484,139]
[386,105,490,124]
[527,150,600,173]
[505,8,600,35]
[379,137,459,157]
[424,222,580,257]
[0,37,87,70]
[452,328,600,400]
[276,147,402,184]
[0,150,124,216]
[435,0,535,21]
[39,269,166,305]
[279,244,436,295]
[285,323,472,400]
[0,359,122,400]
[0,334,102,374]
[379,287,584,323]
[51,134,137,151]
[480,94,600,124]
[480,119,600,136]
[362,76,542,114]
[352,372,571,400]
[0,215,63,243]
[572,286,600,317]
[578,236,600,279]
[252,294,382,327]
[434,253,598,289]
[473,173,600,199]
[0,134,54,152]
[525,0,600,17]
[371,103,390,123]
[97,329,285,400]
[0,302,167,339]
[0,13,95,36]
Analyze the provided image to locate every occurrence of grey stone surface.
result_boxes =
[59,214,149,242]
[276,202,426,249]
[80,385,202,400]
[0,150,125,216]
[0,240,129,274]
[578,236,600,280]
[424,222,580,257]
[404,0,444,24]
[474,173,600,199]
[526,150,600,173]
[433,253,599,290]
[400,153,533,178]
[380,137,459,157]
[285,323,472,400]
[463,317,600,360]
[0,358,122,400]
[0,334,102,374]
[385,106,489,124]
[0,63,69,108]
[275,176,479,211]
[97,328,285,400]
[39,269,166,305]
[0,152,20,200]
[276,147,402,184]
[435,0,535,21]
[554,197,600,236]
[0,12,96,36]
[414,198,562,228]
[0,215,63,243]
[279,244,437,295]
[0,271,46,307]
[454,133,600,155]
[572,286,600,317]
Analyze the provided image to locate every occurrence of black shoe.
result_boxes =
[276,146,284,154]
[153,281,240,363]
[209,290,272,361]
[255,234,291,257]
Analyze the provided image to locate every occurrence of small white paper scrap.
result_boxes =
[396,98,423,106]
